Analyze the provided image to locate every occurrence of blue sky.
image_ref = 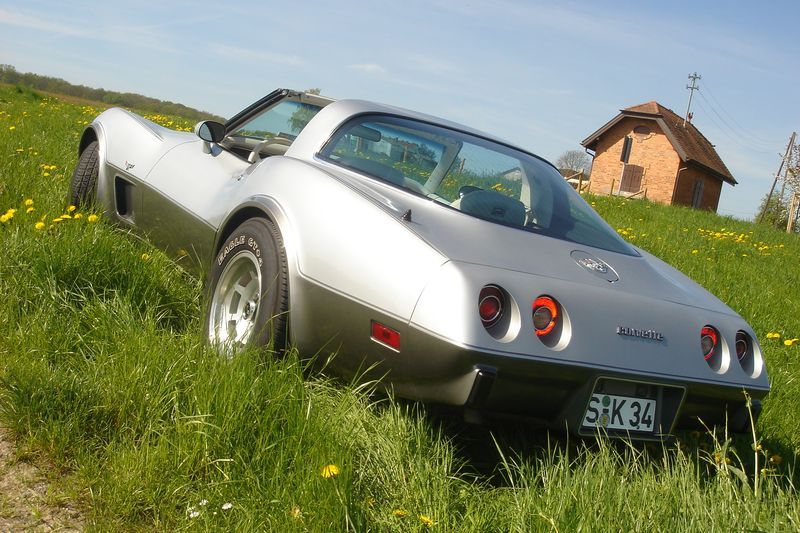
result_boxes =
[1,0,797,220]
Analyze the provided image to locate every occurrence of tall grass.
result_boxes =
[1,84,800,530]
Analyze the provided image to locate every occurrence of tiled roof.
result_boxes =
[582,101,736,185]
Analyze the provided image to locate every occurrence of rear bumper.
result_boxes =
[392,332,768,440]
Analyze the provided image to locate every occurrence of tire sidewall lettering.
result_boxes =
[247,237,263,266]
[216,234,263,267]
[217,234,246,266]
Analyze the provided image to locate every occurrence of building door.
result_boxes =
[619,164,644,193]
[692,179,705,208]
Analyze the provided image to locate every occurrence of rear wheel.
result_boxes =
[70,141,99,207]
[205,218,289,356]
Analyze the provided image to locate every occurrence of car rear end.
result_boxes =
[399,258,768,440]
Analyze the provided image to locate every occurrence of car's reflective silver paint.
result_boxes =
[77,90,769,439]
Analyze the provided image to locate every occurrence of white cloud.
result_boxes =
[348,63,387,74]
[0,8,89,36]
[212,44,305,67]
[0,7,177,52]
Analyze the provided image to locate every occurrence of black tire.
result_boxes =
[70,141,99,208]
[205,218,289,355]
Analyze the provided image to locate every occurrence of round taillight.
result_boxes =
[479,286,504,328]
[735,331,748,361]
[735,330,762,378]
[533,296,558,337]
[701,326,718,360]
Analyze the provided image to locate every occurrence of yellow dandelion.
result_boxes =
[766,332,781,339]
[141,253,151,261]
[53,217,63,223]
[42,172,50,177]
[8,125,15,131]
[0,214,9,223]
[691,250,699,254]
[320,464,340,478]
[392,509,407,518]
[24,199,33,207]
[34,221,45,230]
[74,213,83,219]
[26,207,34,214]
[61,214,72,219]
[87,214,98,223]
[418,514,435,527]
[67,205,76,212]
[784,339,795,347]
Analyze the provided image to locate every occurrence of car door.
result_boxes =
[137,90,329,266]
[136,141,249,265]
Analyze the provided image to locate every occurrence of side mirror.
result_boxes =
[195,120,226,142]
[194,120,226,153]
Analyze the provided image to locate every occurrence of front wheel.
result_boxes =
[205,218,289,355]
[70,141,99,207]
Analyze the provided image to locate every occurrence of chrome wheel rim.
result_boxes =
[208,250,262,351]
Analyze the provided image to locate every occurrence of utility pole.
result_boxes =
[684,72,701,127]
[758,131,796,224]
[786,141,798,233]
[787,192,799,233]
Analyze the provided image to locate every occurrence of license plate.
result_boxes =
[582,393,657,433]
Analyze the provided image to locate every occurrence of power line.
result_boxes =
[696,91,779,152]
[693,98,780,155]
[700,80,785,147]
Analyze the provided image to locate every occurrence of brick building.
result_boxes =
[581,101,736,212]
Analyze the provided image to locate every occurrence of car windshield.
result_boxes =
[321,114,636,256]
[230,99,323,142]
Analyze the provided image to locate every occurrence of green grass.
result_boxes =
[2,84,800,530]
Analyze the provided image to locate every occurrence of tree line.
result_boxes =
[0,64,223,122]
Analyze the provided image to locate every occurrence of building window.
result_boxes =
[620,136,632,163]
[633,125,652,142]
[692,180,705,208]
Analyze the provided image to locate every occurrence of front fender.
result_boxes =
[90,108,193,181]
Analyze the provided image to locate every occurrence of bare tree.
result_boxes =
[556,149,591,175]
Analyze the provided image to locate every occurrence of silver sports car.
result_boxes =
[71,89,769,439]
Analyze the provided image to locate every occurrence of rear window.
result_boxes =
[320,115,637,256]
